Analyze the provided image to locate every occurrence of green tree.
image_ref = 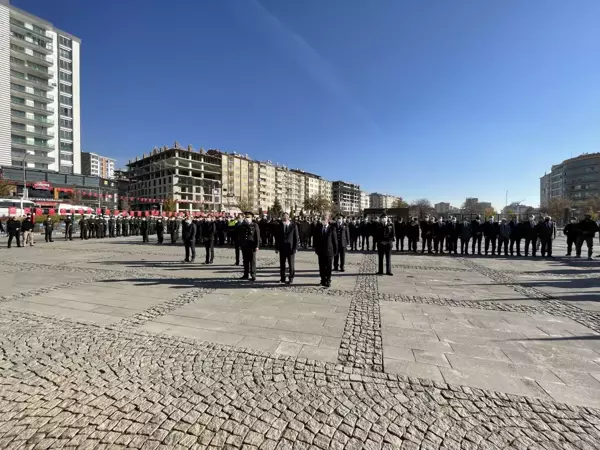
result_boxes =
[162,198,177,213]
[303,195,332,215]
[270,198,283,217]
[0,179,14,197]
[484,207,497,219]
[392,198,409,208]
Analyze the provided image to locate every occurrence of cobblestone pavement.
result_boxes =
[1,235,600,449]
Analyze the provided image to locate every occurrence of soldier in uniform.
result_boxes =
[394,217,406,252]
[108,215,116,238]
[202,215,217,264]
[239,212,260,281]
[275,212,298,284]
[122,216,130,237]
[333,214,350,272]
[182,216,196,263]
[156,217,165,244]
[79,215,87,240]
[116,215,122,237]
[375,212,395,276]
[471,215,483,255]
[43,215,54,243]
[406,217,419,253]
[140,217,149,243]
[483,216,498,256]
[420,216,433,254]
[233,213,243,265]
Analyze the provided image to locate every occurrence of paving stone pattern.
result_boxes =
[2,236,600,448]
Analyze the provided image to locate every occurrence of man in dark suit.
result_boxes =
[537,215,556,257]
[333,214,350,272]
[202,215,217,264]
[182,216,196,263]
[471,215,483,255]
[376,212,395,275]
[239,212,260,281]
[509,216,522,256]
[394,217,406,252]
[483,216,498,256]
[521,215,539,257]
[275,212,299,284]
[314,214,337,288]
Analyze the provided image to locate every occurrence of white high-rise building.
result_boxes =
[0,3,81,173]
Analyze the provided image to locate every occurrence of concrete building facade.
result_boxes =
[370,192,399,209]
[434,202,450,214]
[81,152,115,179]
[540,153,600,206]
[1,3,81,174]
[332,181,361,215]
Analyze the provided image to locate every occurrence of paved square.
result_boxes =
[1,235,600,449]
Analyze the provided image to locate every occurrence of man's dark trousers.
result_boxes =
[378,243,392,274]
[279,251,295,281]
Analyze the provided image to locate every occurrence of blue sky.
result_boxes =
[14,0,600,209]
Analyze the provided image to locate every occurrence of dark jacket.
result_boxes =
[578,218,599,237]
[43,219,54,230]
[376,222,396,245]
[471,219,483,236]
[275,221,299,254]
[333,222,350,248]
[445,221,459,238]
[394,220,406,238]
[509,220,521,239]
[156,221,164,233]
[537,220,556,240]
[21,219,34,232]
[433,221,447,238]
[7,218,21,234]
[458,222,471,239]
[563,222,580,238]
[239,221,260,249]
[182,221,196,242]
[314,222,338,257]
[520,220,539,239]
[406,221,420,239]
[420,220,433,238]
[202,221,217,240]
[482,221,499,238]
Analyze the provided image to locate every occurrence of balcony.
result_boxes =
[11,99,53,115]
[9,32,53,54]
[10,46,53,67]
[11,112,54,126]
[10,20,52,41]
[11,126,54,140]
[11,58,51,79]
[10,71,53,90]
[11,85,53,103]
[11,139,54,152]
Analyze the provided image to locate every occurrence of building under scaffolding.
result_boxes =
[126,144,222,213]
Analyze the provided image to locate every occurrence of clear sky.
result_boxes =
[13,0,600,210]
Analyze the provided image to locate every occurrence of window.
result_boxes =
[12,109,26,118]
[34,163,48,169]
[11,82,25,92]
[11,122,26,131]
[60,130,72,140]
[60,142,73,151]
[59,36,72,48]
[60,152,73,162]
[11,134,26,143]
[60,95,72,106]
[60,165,73,174]
[60,107,72,117]
[59,71,72,82]
[59,48,71,59]
[59,60,72,71]
[59,83,72,94]
[60,118,72,128]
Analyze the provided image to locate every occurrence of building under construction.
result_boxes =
[126,143,222,213]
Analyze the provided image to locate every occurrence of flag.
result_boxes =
[59,208,66,215]
[35,208,43,215]
[137,211,142,217]
[8,207,16,215]
[49,208,55,215]
[24,208,31,214]
[96,208,101,214]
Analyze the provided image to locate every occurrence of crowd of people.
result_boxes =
[2,211,599,286]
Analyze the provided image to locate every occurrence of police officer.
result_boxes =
[156,217,165,244]
[239,212,260,281]
[43,215,54,243]
[333,214,350,272]
[375,212,395,276]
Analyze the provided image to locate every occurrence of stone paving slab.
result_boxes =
[2,236,600,448]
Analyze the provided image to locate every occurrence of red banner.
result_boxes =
[145,211,150,217]
[24,208,31,214]
[123,211,129,217]
[59,209,66,214]
[32,181,52,191]
[49,208,55,215]
[78,208,83,214]
[96,208,101,214]
[105,209,111,215]
[137,211,142,217]
[114,210,120,215]
[8,207,16,215]
[152,210,158,216]
[87,208,92,214]
[35,208,43,215]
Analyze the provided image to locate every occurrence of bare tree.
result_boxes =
[545,197,571,221]
[234,196,253,213]
[461,198,480,215]
[391,198,409,208]
[579,194,600,217]
[409,198,433,219]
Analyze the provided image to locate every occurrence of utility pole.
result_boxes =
[20,153,29,212]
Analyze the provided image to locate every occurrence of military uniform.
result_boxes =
[140,218,149,242]
[43,217,54,242]
[79,216,87,240]
[156,219,164,244]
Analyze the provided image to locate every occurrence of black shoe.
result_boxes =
[190,259,195,263]
[575,255,581,258]
[250,277,256,282]
[340,268,345,272]
[333,268,338,272]
[386,272,394,276]
[376,272,384,275]
[565,253,571,257]
[182,259,190,263]
[240,275,249,280]
[287,279,294,285]
[279,279,286,283]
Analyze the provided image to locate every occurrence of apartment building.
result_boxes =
[540,153,600,207]
[258,160,276,212]
[360,191,370,211]
[370,192,399,209]
[208,150,258,212]
[434,202,450,214]
[332,180,361,215]
[127,145,222,213]
[81,152,115,179]
[0,3,81,174]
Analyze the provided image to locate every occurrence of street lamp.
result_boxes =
[20,152,29,212]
